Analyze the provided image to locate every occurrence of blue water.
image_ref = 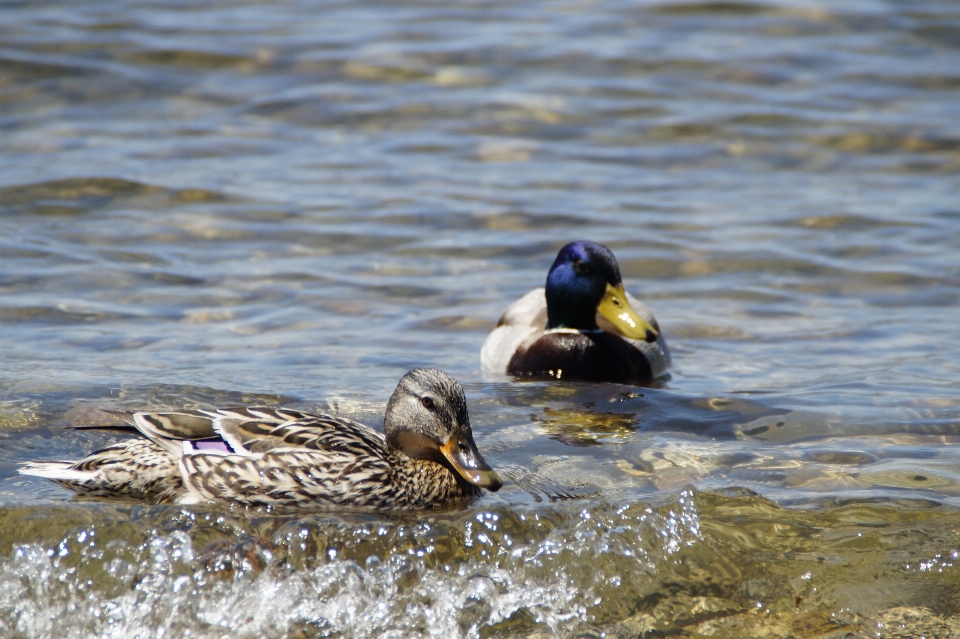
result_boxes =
[2,0,960,636]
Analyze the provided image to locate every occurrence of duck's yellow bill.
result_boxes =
[440,438,503,492]
[596,283,659,342]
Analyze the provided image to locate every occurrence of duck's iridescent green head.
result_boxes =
[545,241,659,342]
[384,369,502,492]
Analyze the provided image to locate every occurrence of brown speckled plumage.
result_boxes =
[21,369,502,509]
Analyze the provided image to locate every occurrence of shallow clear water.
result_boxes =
[2,0,960,636]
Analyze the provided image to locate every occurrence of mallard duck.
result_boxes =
[20,369,502,509]
[481,241,670,382]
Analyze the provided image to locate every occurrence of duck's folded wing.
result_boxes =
[131,406,388,461]
[210,413,388,457]
[128,406,314,455]
[132,410,223,454]
[201,406,313,424]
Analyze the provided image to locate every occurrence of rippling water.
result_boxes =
[2,0,960,636]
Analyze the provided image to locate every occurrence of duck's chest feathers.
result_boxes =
[507,330,652,381]
[389,455,481,507]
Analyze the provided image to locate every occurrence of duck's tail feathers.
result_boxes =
[19,462,95,482]
[20,441,186,501]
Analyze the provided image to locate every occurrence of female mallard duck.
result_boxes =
[481,241,670,382]
[20,369,502,509]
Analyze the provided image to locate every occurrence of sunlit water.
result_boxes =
[2,0,960,636]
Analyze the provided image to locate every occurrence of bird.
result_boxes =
[481,241,670,382]
[20,369,502,509]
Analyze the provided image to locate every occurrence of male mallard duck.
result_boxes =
[481,241,670,382]
[20,369,502,509]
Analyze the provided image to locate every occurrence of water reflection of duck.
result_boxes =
[21,369,502,509]
[481,241,670,382]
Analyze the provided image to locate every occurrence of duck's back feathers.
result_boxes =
[481,288,670,381]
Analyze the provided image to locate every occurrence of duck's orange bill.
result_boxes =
[439,438,503,492]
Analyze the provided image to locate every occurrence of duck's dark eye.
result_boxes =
[573,260,590,275]
[420,396,435,409]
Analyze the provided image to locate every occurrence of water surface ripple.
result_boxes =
[2,0,960,636]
